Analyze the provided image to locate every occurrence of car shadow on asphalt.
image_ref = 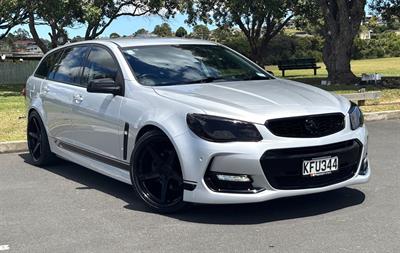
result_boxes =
[20,153,366,225]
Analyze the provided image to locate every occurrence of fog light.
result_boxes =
[216,174,251,182]
[359,158,369,175]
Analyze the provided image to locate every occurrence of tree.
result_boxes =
[27,0,81,53]
[184,0,300,64]
[293,2,325,36]
[370,0,400,23]
[153,23,172,37]
[319,0,366,84]
[175,26,188,37]
[366,16,380,32]
[13,28,31,40]
[211,26,230,41]
[80,0,178,40]
[71,35,84,42]
[109,32,121,38]
[211,27,251,55]
[134,28,149,36]
[191,24,210,39]
[0,0,27,40]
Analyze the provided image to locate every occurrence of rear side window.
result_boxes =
[51,46,89,84]
[83,47,119,83]
[35,50,62,78]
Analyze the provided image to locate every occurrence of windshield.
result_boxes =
[122,44,273,86]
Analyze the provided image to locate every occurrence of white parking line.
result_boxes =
[0,245,10,251]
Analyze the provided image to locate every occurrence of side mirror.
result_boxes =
[87,78,121,95]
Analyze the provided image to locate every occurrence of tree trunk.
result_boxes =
[28,11,48,53]
[320,0,366,85]
[249,44,263,65]
[323,34,358,84]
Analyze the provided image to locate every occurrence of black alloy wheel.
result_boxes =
[131,130,186,213]
[27,111,56,165]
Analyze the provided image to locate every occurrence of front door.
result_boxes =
[69,46,124,161]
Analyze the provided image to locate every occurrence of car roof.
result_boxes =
[108,37,217,48]
[44,38,219,57]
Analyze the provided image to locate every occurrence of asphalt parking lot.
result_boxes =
[1,120,399,253]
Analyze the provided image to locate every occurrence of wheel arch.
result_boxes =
[131,123,188,180]
[27,106,52,141]
[134,124,164,144]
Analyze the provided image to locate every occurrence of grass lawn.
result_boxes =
[0,84,26,142]
[266,57,400,78]
[265,57,400,112]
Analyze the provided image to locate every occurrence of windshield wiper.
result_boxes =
[184,76,226,84]
[154,73,272,86]
[235,73,273,81]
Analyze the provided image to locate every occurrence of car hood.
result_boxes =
[153,79,350,124]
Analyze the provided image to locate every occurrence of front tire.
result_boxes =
[131,130,186,213]
[27,111,57,166]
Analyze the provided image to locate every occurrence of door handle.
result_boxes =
[42,86,50,94]
[73,94,83,104]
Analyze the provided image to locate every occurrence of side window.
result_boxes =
[83,47,119,83]
[51,46,89,84]
[35,50,62,78]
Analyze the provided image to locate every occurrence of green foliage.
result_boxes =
[80,0,178,39]
[71,35,83,42]
[0,0,27,39]
[370,0,400,23]
[175,26,188,37]
[12,28,30,40]
[353,32,400,59]
[134,28,149,36]
[153,23,172,37]
[212,28,323,65]
[263,35,324,64]
[190,25,210,39]
[109,32,120,38]
[27,0,82,50]
[183,0,302,64]
[212,27,251,56]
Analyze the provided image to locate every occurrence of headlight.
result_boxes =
[349,102,364,130]
[186,114,262,142]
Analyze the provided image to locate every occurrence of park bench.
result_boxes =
[278,58,321,77]
[341,90,381,106]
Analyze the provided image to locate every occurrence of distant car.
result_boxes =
[25,38,370,212]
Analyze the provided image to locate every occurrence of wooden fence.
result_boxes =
[0,61,39,85]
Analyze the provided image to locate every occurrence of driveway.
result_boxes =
[0,120,399,252]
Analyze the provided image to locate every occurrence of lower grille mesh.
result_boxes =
[260,140,362,190]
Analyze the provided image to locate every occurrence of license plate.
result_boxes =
[302,156,339,177]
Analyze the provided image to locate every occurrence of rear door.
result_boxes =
[41,46,89,144]
[68,45,124,161]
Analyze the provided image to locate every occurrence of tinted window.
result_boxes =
[52,46,89,84]
[35,50,62,78]
[83,47,119,83]
[122,45,272,86]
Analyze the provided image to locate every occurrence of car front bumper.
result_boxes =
[174,123,370,204]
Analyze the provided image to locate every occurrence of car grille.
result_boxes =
[260,140,362,190]
[265,113,345,138]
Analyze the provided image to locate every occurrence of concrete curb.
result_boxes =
[364,110,400,121]
[1,110,400,154]
[0,141,27,154]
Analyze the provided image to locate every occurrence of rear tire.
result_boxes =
[131,130,186,213]
[27,111,57,166]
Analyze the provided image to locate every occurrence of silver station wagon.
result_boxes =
[26,38,370,212]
